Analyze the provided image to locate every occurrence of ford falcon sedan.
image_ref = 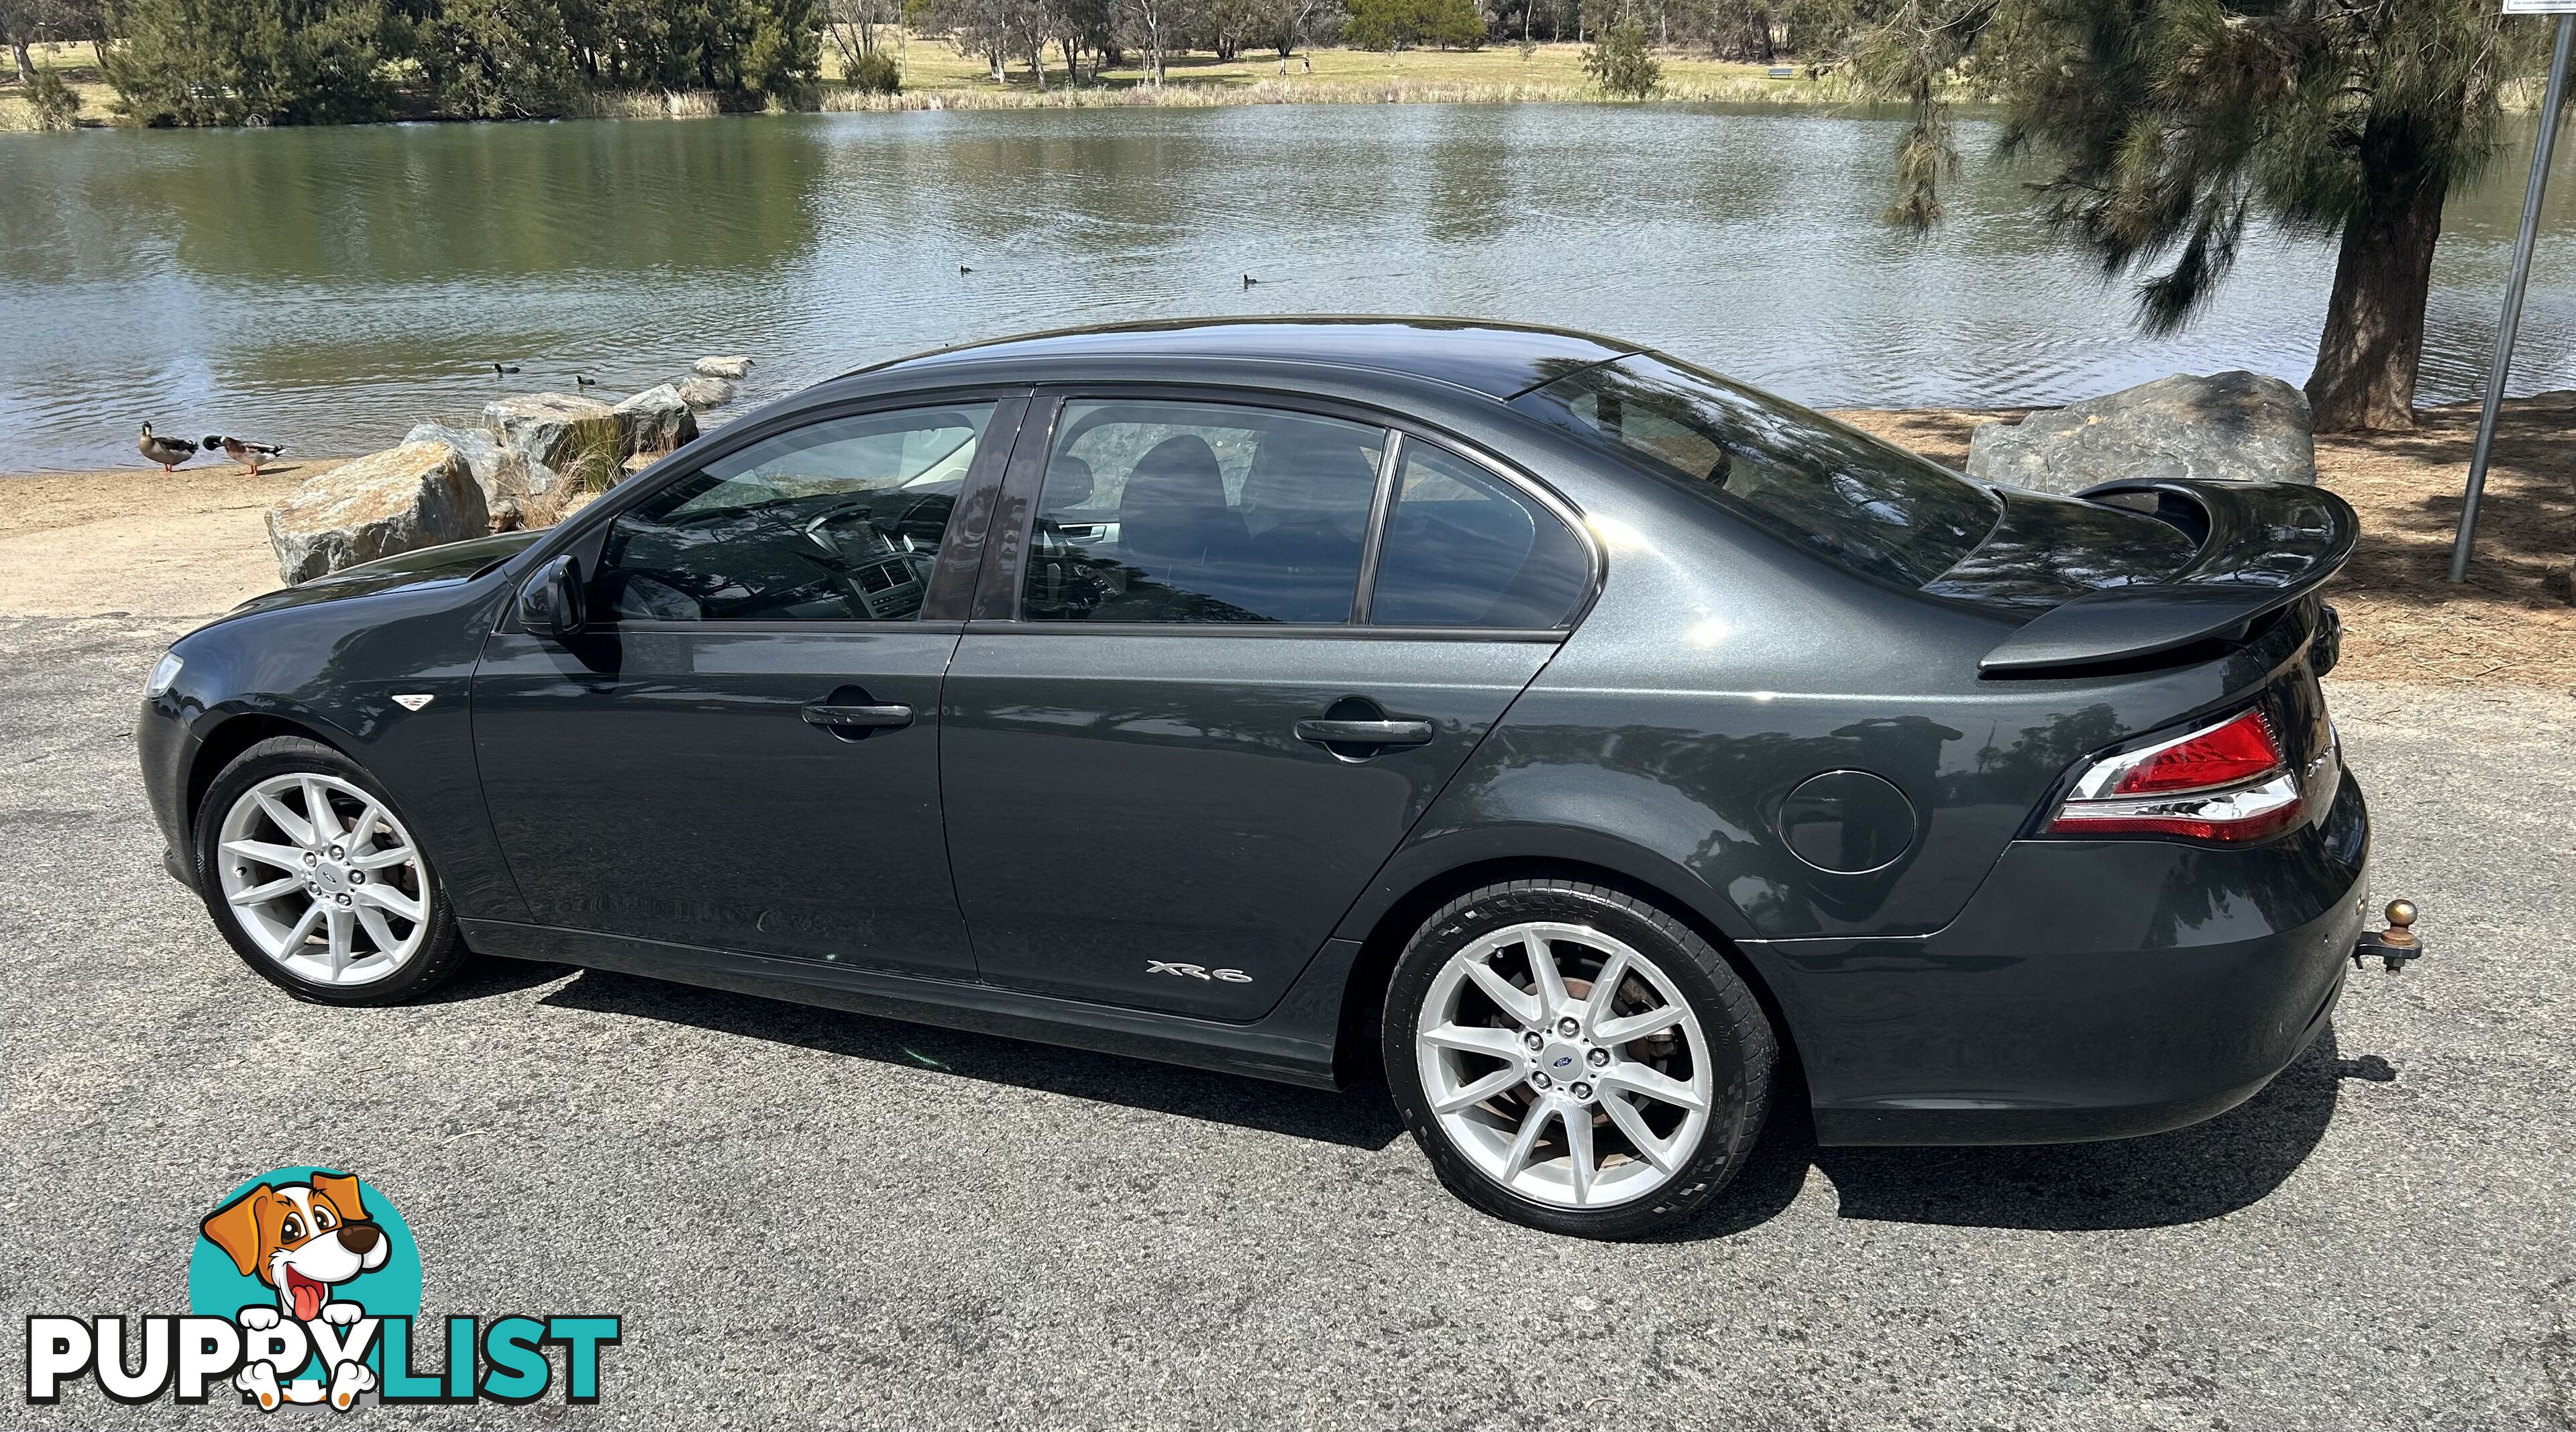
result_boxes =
[140,319,2377,1237]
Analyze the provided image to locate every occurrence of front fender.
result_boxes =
[152,575,528,922]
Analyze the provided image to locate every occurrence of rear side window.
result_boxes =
[1369,442,1590,629]
[1021,400,1387,624]
[1513,354,1999,587]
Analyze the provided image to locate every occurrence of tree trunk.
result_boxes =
[2304,176,2445,433]
[11,40,34,86]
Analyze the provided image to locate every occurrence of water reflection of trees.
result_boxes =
[164,120,827,282]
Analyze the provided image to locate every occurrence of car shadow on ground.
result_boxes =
[1788,1023,2362,1233]
[537,968,1409,1152]
[517,967,2367,1234]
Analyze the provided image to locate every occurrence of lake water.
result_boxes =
[3,103,2572,472]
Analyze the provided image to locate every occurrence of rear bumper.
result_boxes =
[1750,770,2371,1146]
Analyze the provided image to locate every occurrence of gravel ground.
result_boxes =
[3,611,2571,1431]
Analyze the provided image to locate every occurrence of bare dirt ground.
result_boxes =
[1833,395,2576,688]
[0,460,339,617]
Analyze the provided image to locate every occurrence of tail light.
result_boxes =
[2045,707,2303,843]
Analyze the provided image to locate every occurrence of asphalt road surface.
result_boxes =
[5,610,2571,1430]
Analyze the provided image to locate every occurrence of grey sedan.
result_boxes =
[140,319,2375,1237]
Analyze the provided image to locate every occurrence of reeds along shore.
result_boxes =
[468,73,1862,121]
[811,72,1862,111]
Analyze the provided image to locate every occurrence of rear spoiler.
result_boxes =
[1978,479,2357,676]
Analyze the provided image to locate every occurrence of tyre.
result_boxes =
[191,735,470,1005]
[1381,879,1776,1239]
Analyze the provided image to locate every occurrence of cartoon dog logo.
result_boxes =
[200,1172,388,1409]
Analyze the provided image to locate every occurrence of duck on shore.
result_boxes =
[138,423,198,472]
[204,434,286,475]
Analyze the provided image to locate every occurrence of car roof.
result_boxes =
[854,317,1645,400]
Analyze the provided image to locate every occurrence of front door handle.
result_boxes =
[802,703,914,731]
[1295,718,1433,747]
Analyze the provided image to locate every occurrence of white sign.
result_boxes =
[2503,0,2576,13]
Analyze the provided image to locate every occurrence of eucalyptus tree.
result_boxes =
[1,0,37,81]
[1120,0,1198,82]
[1857,0,2563,430]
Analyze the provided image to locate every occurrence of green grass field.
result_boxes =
[0,42,119,130]
[833,33,1848,107]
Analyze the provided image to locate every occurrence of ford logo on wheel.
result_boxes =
[1552,1055,1574,1068]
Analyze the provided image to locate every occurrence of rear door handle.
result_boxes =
[802,703,914,730]
[1295,718,1433,747]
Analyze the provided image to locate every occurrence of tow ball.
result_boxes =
[2353,900,2425,972]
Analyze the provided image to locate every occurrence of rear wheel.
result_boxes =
[1382,879,1775,1239]
[192,735,470,1005]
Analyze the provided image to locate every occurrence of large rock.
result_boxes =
[612,384,700,454]
[1965,371,2317,495]
[266,442,488,584]
[693,356,753,380]
[483,392,621,475]
[403,421,528,509]
[675,375,735,411]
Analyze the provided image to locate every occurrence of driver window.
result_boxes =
[593,403,992,622]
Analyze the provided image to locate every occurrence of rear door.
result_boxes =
[938,392,1598,1019]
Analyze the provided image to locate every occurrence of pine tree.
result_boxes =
[1856,0,2563,431]
[107,0,405,125]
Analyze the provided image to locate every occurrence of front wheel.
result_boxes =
[1382,879,1776,1239]
[191,735,470,1005]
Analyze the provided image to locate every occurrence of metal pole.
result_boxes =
[2448,12,2575,582]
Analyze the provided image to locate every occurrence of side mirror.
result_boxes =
[517,555,586,639]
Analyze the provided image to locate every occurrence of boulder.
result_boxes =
[403,421,529,507]
[612,384,700,454]
[1964,371,2317,496]
[675,375,736,411]
[482,392,621,477]
[694,355,753,380]
[266,442,488,584]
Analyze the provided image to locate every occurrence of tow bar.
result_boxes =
[2353,900,2425,972]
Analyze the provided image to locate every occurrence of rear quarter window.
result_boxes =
[1513,354,2000,589]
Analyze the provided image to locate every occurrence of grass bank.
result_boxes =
[825,38,1855,110]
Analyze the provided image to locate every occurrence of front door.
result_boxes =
[940,396,1598,1019]
[472,398,1014,978]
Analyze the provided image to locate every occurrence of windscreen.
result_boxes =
[1513,354,2001,588]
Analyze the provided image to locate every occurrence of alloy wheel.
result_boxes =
[1413,920,1713,1209]
[213,772,431,986]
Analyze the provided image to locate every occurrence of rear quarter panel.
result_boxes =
[1342,423,2328,948]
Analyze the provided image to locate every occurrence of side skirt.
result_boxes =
[460,919,1360,1091]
